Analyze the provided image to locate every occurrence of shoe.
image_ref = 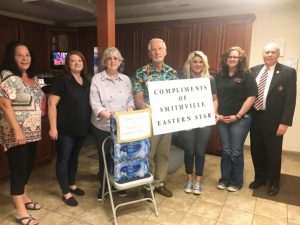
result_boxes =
[144,189,153,199]
[155,186,173,197]
[118,190,127,197]
[193,181,201,195]
[268,185,279,196]
[217,183,227,190]
[24,201,42,210]
[249,180,267,189]
[70,187,85,196]
[184,180,193,194]
[15,215,39,225]
[227,186,240,192]
[62,196,78,206]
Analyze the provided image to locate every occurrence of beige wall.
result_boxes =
[245,2,300,152]
[118,1,300,152]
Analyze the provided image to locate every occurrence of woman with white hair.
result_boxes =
[178,51,218,195]
[90,47,135,200]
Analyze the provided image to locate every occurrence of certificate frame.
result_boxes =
[115,109,152,143]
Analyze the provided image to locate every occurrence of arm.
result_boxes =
[0,96,26,145]
[48,94,60,140]
[222,96,256,124]
[277,67,297,136]
[89,76,111,120]
[134,91,149,109]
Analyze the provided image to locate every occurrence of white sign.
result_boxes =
[115,109,152,143]
[148,78,216,135]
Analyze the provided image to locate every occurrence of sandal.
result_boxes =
[25,202,42,210]
[15,215,39,225]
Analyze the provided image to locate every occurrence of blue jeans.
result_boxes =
[56,135,86,194]
[178,126,212,176]
[217,116,251,187]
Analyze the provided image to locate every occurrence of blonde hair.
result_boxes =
[183,51,210,78]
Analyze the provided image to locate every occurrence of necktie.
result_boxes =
[253,67,269,110]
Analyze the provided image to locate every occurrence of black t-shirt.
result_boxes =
[216,71,257,116]
[49,75,91,136]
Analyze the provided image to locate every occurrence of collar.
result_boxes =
[101,70,123,81]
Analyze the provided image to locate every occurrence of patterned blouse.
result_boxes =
[0,70,43,151]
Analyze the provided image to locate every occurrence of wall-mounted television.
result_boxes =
[50,51,68,69]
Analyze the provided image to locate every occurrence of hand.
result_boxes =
[142,103,150,109]
[276,124,288,136]
[127,106,134,112]
[99,110,112,120]
[215,114,220,122]
[15,130,26,145]
[49,128,58,140]
[222,115,237,124]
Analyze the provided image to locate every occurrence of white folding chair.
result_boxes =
[101,136,159,225]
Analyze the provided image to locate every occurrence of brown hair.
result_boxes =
[219,46,249,76]
[64,50,88,78]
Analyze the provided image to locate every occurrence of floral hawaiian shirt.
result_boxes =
[0,70,43,151]
[133,63,177,104]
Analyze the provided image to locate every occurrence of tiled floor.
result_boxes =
[1,144,300,225]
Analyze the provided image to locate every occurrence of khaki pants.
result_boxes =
[150,133,172,187]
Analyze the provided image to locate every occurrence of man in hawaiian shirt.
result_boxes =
[133,38,177,197]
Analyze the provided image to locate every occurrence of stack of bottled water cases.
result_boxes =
[109,118,150,183]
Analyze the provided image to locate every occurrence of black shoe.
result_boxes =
[62,196,78,206]
[70,187,85,196]
[268,185,279,196]
[155,186,173,197]
[144,189,153,198]
[249,180,267,189]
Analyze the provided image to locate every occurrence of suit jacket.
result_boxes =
[250,63,297,133]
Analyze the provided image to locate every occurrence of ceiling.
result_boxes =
[0,0,298,27]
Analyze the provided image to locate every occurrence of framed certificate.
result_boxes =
[115,109,152,143]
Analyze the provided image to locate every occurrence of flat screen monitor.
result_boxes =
[50,51,68,69]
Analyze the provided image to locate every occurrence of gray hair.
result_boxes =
[263,42,280,54]
[148,38,167,51]
[100,47,125,72]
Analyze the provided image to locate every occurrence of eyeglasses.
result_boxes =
[228,56,239,59]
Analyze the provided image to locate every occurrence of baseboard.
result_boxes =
[244,145,300,157]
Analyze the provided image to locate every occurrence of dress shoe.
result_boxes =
[249,180,266,189]
[70,187,85,196]
[155,186,173,197]
[268,185,279,196]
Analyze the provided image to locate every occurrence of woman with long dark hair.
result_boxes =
[0,41,43,225]
[216,46,257,192]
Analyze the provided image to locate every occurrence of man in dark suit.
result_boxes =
[249,42,297,196]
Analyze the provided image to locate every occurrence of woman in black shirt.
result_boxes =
[48,50,91,206]
[215,47,257,192]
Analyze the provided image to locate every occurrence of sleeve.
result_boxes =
[0,75,20,100]
[281,67,297,126]
[209,76,217,95]
[48,76,66,97]
[89,75,106,118]
[133,69,145,93]
[245,72,258,97]
[126,77,135,108]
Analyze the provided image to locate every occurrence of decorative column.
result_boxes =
[96,0,115,65]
